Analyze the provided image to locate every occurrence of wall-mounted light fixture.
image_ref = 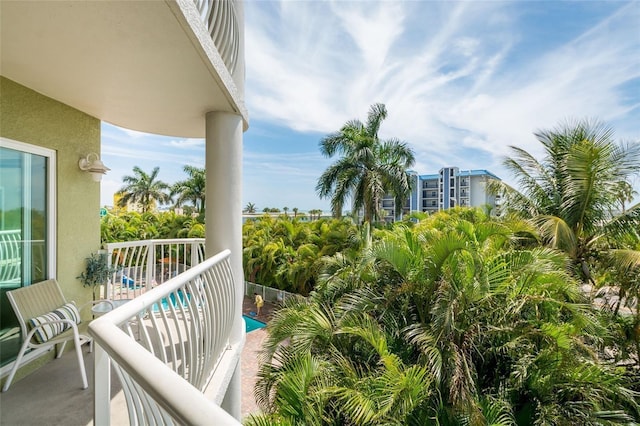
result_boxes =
[78,153,110,182]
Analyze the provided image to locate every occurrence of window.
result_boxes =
[0,138,55,365]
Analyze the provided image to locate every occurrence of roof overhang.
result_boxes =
[1,0,248,138]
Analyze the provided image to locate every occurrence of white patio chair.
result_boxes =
[2,279,92,392]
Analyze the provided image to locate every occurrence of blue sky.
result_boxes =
[100,1,640,211]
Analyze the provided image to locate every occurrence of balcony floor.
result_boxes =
[0,347,128,426]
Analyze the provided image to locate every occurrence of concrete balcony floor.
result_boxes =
[1,296,272,425]
[0,347,128,426]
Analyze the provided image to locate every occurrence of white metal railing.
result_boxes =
[89,249,241,425]
[0,229,21,284]
[193,0,239,74]
[105,239,205,300]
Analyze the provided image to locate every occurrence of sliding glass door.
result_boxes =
[0,139,55,365]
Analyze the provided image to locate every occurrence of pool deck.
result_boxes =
[241,295,277,420]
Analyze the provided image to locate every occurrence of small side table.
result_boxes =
[92,299,139,338]
[92,299,132,317]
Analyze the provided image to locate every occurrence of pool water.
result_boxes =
[152,291,190,312]
[244,315,266,333]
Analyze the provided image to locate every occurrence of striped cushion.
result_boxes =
[28,303,81,344]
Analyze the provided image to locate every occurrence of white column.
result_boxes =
[205,111,244,420]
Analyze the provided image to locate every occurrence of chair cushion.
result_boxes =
[28,303,81,344]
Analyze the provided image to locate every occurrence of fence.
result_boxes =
[244,281,298,304]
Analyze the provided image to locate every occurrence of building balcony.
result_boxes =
[1,0,248,137]
[1,239,245,425]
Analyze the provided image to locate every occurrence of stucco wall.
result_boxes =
[1,77,101,305]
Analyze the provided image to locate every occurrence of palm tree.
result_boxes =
[308,209,322,220]
[316,103,415,223]
[170,165,206,213]
[117,166,171,213]
[244,202,256,214]
[612,181,638,214]
[498,119,640,282]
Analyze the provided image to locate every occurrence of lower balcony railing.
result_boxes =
[105,239,206,300]
[89,249,242,425]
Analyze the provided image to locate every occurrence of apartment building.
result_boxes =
[383,167,501,221]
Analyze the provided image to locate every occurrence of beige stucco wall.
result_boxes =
[1,76,100,306]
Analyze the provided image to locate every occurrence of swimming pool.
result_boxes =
[244,315,266,333]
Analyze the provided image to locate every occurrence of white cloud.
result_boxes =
[245,0,639,188]
[165,139,205,149]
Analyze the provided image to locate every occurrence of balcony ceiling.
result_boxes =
[1,1,247,138]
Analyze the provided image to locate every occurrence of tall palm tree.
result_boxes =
[316,103,415,223]
[498,119,640,282]
[244,202,257,214]
[117,166,171,213]
[170,165,206,213]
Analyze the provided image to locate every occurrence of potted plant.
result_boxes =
[77,251,119,300]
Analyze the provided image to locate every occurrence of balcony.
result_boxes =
[1,239,245,425]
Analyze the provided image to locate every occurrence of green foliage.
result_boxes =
[77,252,120,299]
[100,211,205,243]
[243,216,363,295]
[252,210,640,425]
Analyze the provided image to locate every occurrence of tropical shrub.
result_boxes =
[247,210,640,425]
